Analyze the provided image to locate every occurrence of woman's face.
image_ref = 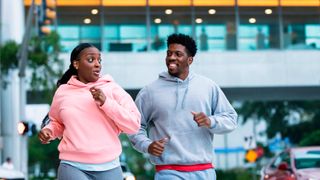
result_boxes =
[73,47,102,83]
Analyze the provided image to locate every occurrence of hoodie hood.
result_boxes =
[159,71,194,82]
[159,71,194,109]
[67,74,114,88]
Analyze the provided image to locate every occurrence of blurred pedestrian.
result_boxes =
[256,27,266,49]
[2,157,14,170]
[129,33,238,180]
[152,35,164,51]
[200,27,208,51]
[38,43,141,180]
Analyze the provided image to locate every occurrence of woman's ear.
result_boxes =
[73,60,79,70]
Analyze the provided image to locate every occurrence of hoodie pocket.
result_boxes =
[160,129,213,164]
[169,109,198,132]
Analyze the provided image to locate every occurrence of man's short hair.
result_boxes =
[167,33,197,57]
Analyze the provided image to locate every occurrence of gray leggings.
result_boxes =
[58,163,123,180]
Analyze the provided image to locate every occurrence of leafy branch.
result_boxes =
[0,31,64,102]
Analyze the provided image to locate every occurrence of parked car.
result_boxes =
[0,167,25,180]
[121,162,135,180]
[260,146,320,180]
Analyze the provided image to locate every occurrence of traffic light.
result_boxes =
[38,0,56,35]
[17,121,37,136]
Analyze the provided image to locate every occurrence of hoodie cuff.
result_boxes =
[43,124,56,139]
[209,117,217,129]
[142,140,153,154]
[99,98,115,116]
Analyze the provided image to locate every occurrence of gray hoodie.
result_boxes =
[129,71,238,165]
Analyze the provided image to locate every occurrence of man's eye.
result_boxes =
[176,53,183,57]
[98,58,102,63]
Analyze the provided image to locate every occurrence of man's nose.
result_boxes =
[168,57,177,62]
[167,54,177,60]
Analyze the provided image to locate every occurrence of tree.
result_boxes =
[299,130,320,146]
[1,31,63,178]
[28,134,60,178]
[0,41,19,82]
[26,32,63,176]
[238,100,320,145]
[0,31,63,95]
[28,31,64,102]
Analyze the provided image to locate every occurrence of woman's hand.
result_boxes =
[38,128,53,144]
[90,86,106,106]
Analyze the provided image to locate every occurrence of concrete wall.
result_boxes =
[59,50,320,89]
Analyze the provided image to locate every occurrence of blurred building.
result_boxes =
[1,0,320,172]
[22,0,320,98]
[23,0,320,52]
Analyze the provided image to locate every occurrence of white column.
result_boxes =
[0,0,25,173]
[1,70,21,170]
[1,0,25,43]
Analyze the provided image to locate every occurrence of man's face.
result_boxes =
[73,47,102,84]
[166,43,193,80]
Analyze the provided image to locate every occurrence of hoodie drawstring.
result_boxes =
[175,78,190,109]
[181,78,189,109]
[175,80,180,110]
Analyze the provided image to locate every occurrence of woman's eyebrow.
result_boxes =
[84,53,101,56]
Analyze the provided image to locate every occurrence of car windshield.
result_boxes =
[294,150,320,169]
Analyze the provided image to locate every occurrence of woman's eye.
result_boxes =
[87,57,101,63]
[88,58,94,62]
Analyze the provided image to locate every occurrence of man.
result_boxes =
[129,33,238,179]
[2,157,14,170]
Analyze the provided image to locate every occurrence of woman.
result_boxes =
[38,43,141,180]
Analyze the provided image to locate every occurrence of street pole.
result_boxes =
[224,134,229,169]
[278,0,284,49]
[146,0,151,51]
[17,0,36,178]
[235,0,240,50]
[191,0,195,40]
[0,0,2,162]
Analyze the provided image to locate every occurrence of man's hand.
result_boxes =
[148,137,169,156]
[191,111,211,128]
[90,86,106,106]
[38,128,53,144]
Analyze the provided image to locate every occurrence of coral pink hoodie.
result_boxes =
[45,75,141,163]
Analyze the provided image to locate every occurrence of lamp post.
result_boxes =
[17,0,36,177]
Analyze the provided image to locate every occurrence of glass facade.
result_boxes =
[25,0,320,52]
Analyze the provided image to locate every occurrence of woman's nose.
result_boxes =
[94,59,101,66]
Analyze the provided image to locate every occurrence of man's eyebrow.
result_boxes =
[167,50,182,53]
[173,50,184,54]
